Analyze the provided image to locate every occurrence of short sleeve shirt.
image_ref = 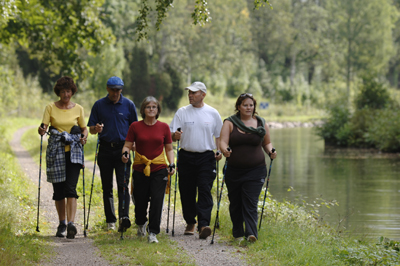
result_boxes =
[126,120,172,173]
[42,102,86,152]
[169,104,222,153]
[87,94,138,142]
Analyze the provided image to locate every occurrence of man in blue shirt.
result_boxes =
[87,76,138,232]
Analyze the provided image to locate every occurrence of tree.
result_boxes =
[127,46,150,102]
[1,0,113,79]
[326,0,397,99]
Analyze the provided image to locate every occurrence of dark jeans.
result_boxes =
[133,168,168,235]
[97,145,131,223]
[52,152,81,200]
[178,149,216,230]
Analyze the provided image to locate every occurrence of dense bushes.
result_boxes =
[316,78,400,151]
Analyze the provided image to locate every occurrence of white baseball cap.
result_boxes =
[185,81,207,93]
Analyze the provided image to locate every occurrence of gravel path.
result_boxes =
[10,126,247,266]
[11,126,111,266]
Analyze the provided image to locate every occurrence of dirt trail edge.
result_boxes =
[11,126,247,266]
[11,126,110,266]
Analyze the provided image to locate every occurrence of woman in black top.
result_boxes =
[220,93,277,242]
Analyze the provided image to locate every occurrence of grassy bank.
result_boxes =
[211,192,400,265]
[0,118,52,265]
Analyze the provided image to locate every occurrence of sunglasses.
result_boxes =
[240,93,253,97]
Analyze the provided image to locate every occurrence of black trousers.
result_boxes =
[178,150,216,230]
[97,144,131,223]
[225,165,266,239]
[133,168,168,235]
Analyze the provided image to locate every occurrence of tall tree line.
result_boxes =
[1,0,399,110]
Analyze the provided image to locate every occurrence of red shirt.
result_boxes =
[126,120,172,173]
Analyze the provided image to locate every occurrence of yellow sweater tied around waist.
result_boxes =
[132,150,171,195]
[133,150,167,176]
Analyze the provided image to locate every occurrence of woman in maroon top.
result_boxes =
[122,96,175,243]
[220,93,277,242]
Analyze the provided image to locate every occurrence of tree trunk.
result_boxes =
[290,53,296,86]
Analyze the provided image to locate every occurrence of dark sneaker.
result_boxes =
[66,223,77,239]
[184,223,195,235]
[199,226,211,239]
[56,223,67,237]
[118,217,131,232]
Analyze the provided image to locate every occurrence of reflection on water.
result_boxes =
[268,127,400,240]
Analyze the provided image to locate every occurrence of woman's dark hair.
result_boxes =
[53,76,77,96]
[140,96,161,119]
[235,93,258,116]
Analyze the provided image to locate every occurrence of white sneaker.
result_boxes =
[107,223,116,231]
[137,221,148,237]
[148,232,159,243]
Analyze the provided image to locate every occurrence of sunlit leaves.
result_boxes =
[191,0,210,26]
[1,0,113,79]
[253,0,273,10]
[135,0,273,41]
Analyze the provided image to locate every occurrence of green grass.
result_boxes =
[213,193,400,265]
[0,118,53,265]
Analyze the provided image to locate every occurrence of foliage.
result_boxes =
[212,186,400,265]
[315,101,351,146]
[1,0,113,79]
[317,78,400,151]
[126,45,151,102]
[163,63,183,110]
[366,109,400,152]
[135,0,272,40]
[0,46,51,118]
[334,237,400,265]
[355,77,391,110]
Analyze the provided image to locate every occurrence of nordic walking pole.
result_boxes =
[121,151,129,240]
[36,123,44,232]
[172,127,181,237]
[211,147,231,244]
[166,164,173,233]
[215,151,220,229]
[81,134,87,237]
[86,121,102,232]
[258,148,276,231]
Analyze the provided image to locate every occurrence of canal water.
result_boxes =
[268,127,400,240]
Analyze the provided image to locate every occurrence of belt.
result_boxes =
[180,149,213,154]
[100,140,125,148]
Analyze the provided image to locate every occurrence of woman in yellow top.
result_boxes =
[38,76,87,239]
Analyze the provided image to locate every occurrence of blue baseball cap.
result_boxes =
[107,76,124,89]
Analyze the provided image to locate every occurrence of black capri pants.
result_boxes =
[52,151,82,201]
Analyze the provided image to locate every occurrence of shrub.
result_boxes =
[355,77,391,110]
[367,109,400,152]
[315,102,351,146]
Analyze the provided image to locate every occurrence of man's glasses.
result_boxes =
[240,93,253,97]
[145,106,158,110]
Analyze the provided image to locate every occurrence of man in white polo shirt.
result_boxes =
[170,81,223,239]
